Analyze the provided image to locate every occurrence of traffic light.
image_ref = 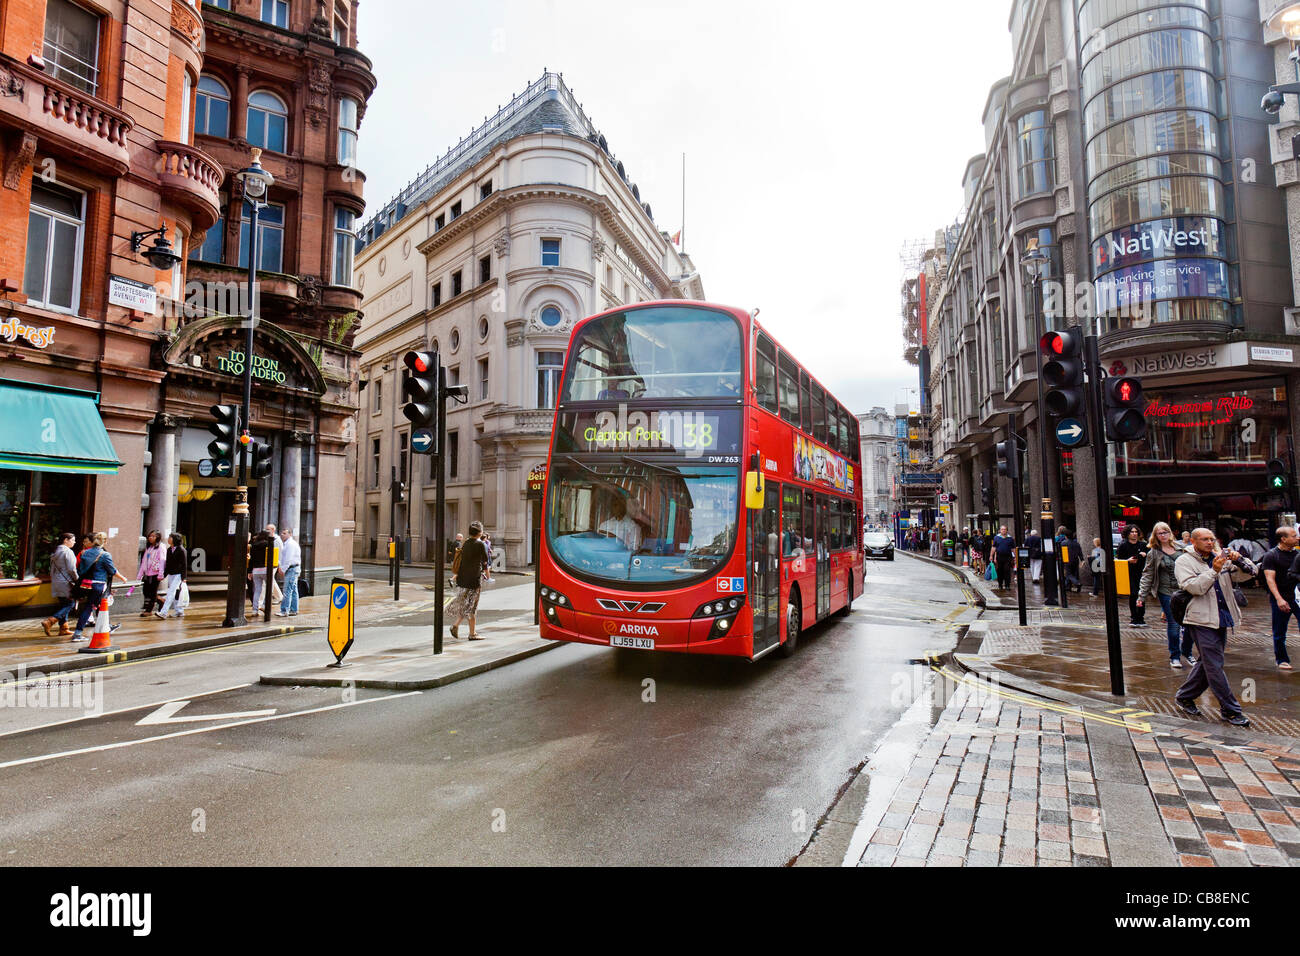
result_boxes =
[250,440,272,480]
[1102,376,1146,442]
[980,469,994,511]
[207,404,239,466]
[996,437,1020,480]
[1268,458,1288,491]
[394,479,406,503]
[1040,327,1088,447]
[402,350,438,427]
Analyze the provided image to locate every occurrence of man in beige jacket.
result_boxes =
[1174,528,1256,727]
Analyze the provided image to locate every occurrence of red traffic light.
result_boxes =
[404,350,437,376]
[1039,332,1064,355]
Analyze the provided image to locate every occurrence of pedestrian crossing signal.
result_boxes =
[1268,458,1288,490]
[250,440,272,480]
[1103,376,1146,442]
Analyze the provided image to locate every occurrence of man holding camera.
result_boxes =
[1174,529,1257,727]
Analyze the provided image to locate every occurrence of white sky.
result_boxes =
[356,0,1012,415]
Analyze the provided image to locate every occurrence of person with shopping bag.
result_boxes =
[155,533,188,619]
[71,532,128,642]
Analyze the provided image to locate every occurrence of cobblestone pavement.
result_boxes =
[858,684,1111,867]
[855,675,1300,867]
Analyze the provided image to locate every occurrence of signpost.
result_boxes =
[326,577,354,666]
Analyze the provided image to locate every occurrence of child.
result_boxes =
[1090,537,1104,595]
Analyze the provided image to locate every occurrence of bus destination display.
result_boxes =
[556,407,741,460]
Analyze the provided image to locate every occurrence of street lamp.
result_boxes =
[1023,237,1060,607]
[221,148,275,628]
[1263,3,1300,112]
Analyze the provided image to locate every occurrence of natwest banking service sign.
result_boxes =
[1091,217,1224,276]
[1095,258,1229,309]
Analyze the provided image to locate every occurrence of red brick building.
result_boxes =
[0,0,373,611]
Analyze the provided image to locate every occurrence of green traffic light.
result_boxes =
[1273,476,1287,489]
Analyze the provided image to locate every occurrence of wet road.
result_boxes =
[0,555,970,865]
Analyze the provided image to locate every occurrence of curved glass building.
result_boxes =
[1079,0,1233,331]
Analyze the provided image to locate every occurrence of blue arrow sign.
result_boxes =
[412,428,434,455]
[1056,418,1085,447]
[214,459,232,476]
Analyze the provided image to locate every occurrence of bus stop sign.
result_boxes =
[327,577,355,665]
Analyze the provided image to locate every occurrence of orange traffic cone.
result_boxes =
[78,594,115,653]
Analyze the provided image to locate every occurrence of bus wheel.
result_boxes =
[780,595,800,657]
[837,579,854,617]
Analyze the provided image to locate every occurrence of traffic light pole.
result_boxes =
[390,465,401,602]
[1008,413,1027,627]
[433,365,447,656]
[222,196,262,628]
[1030,271,1060,607]
[1085,333,1124,696]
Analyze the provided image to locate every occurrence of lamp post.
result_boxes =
[221,148,275,628]
[1023,239,1060,607]
[1262,4,1300,112]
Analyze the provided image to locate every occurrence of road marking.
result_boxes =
[0,682,254,739]
[0,691,422,771]
[935,665,1153,733]
[136,699,277,726]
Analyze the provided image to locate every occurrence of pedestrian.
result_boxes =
[1137,522,1195,667]
[1090,538,1104,595]
[71,532,128,642]
[992,525,1015,591]
[1261,526,1298,671]
[1117,525,1148,626]
[481,531,495,584]
[276,527,302,617]
[447,521,488,641]
[76,533,93,563]
[249,523,276,616]
[155,532,188,619]
[1025,528,1043,584]
[958,528,970,566]
[1180,530,1192,549]
[1062,528,1082,592]
[136,530,166,617]
[1174,528,1257,727]
[43,533,79,638]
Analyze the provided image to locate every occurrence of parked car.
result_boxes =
[864,531,894,561]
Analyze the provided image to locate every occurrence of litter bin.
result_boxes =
[943,538,954,562]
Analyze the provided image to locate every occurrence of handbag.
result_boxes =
[1169,588,1192,625]
[74,553,106,602]
[451,548,463,575]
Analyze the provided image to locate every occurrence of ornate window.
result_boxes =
[43,0,100,95]
[248,90,289,153]
[195,75,230,138]
[24,182,85,313]
[338,97,359,166]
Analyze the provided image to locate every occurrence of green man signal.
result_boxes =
[1268,458,1288,490]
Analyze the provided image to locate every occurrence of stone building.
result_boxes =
[0,0,374,614]
[922,0,1298,559]
[856,407,896,527]
[353,71,704,569]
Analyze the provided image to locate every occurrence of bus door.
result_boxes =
[816,495,830,618]
[749,482,781,655]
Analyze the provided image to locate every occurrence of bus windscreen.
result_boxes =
[546,460,739,585]
[561,307,742,402]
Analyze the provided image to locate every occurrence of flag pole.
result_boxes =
[681,152,686,253]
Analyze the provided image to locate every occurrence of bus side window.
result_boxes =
[799,369,812,434]
[811,382,826,444]
[782,486,801,557]
[755,333,777,414]
[778,352,800,424]
[802,489,815,555]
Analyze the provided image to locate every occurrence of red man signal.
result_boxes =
[1103,376,1146,443]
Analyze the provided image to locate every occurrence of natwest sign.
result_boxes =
[1092,217,1224,276]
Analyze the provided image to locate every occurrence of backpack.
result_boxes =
[1169,588,1192,625]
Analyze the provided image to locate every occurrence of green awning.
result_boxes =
[0,381,121,475]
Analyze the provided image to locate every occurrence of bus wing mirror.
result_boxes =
[745,470,764,510]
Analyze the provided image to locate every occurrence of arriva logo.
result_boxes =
[603,621,660,636]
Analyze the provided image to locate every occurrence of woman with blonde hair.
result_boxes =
[1137,522,1195,667]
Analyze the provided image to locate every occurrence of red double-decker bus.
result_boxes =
[537,301,864,660]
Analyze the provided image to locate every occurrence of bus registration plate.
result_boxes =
[610,634,654,650]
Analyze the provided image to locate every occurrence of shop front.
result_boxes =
[1104,341,1298,548]
[155,316,342,593]
[0,380,121,612]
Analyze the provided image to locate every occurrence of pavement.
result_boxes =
[0,574,519,678]
[844,551,1300,867]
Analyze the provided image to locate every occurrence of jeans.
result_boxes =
[142,574,161,612]
[53,595,77,624]
[1177,624,1243,719]
[74,582,107,633]
[251,568,268,614]
[280,566,299,614]
[1157,592,1194,659]
[1268,594,1295,665]
[158,573,184,616]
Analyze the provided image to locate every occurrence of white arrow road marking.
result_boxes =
[0,692,421,770]
[0,683,254,740]
[136,699,277,726]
